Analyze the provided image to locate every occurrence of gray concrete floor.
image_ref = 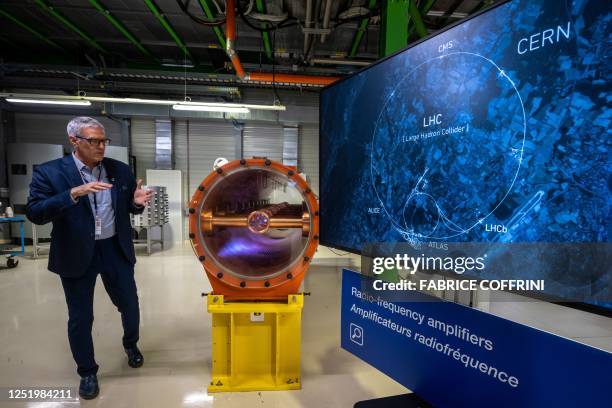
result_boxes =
[0,245,404,408]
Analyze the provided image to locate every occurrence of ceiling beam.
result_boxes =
[255,0,273,60]
[407,0,428,38]
[1,1,470,22]
[0,36,21,51]
[439,0,464,27]
[0,6,63,51]
[143,0,194,62]
[197,0,227,50]
[468,0,495,15]
[0,76,240,98]
[4,34,381,59]
[1,63,341,86]
[348,0,377,58]
[408,0,437,38]
[88,0,157,62]
[380,0,410,57]
[34,0,106,53]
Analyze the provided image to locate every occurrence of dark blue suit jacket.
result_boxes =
[26,155,143,278]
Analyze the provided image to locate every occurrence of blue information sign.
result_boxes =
[341,269,612,407]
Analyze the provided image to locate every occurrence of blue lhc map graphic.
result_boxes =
[371,52,526,241]
[320,0,611,305]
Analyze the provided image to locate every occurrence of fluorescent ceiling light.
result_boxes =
[6,98,92,106]
[1,93,284,111]
[173,104,249,113]
[162,62,195,68]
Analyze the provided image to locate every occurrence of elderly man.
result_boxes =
[26,117,152,400]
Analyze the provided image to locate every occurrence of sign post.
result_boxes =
[341,269,612,408]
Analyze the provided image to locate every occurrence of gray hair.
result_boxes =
[66,116,104,137]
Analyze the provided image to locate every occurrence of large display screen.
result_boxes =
[320,0,610,306]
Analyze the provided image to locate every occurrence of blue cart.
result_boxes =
[0,215,25,268]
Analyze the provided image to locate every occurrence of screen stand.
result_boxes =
[354,393,433,408]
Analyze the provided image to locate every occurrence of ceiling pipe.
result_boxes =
[305,0,322,61]
[225,0,247,79]
[320,0,332,43]
[303,0,313,55]
[247,72,337,86]
[224,0,339,86]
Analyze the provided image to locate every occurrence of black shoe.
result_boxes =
[125,346,144,368]
[79,374,99,400]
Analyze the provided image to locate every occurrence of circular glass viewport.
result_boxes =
[198,167,310,281]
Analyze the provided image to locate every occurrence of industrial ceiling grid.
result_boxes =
[0,0,498,98]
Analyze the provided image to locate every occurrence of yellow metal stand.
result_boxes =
[206,294,304,392]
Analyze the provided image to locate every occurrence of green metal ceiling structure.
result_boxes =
[0,0,499,95]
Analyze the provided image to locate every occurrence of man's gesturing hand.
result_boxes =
[70,182,112,201]
[133,179,153,207]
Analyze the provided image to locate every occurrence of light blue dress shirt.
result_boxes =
[72,153,116,240]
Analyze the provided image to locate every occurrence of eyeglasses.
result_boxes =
[74,135,111,146]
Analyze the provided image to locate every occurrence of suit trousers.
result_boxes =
[60,235,140,377]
